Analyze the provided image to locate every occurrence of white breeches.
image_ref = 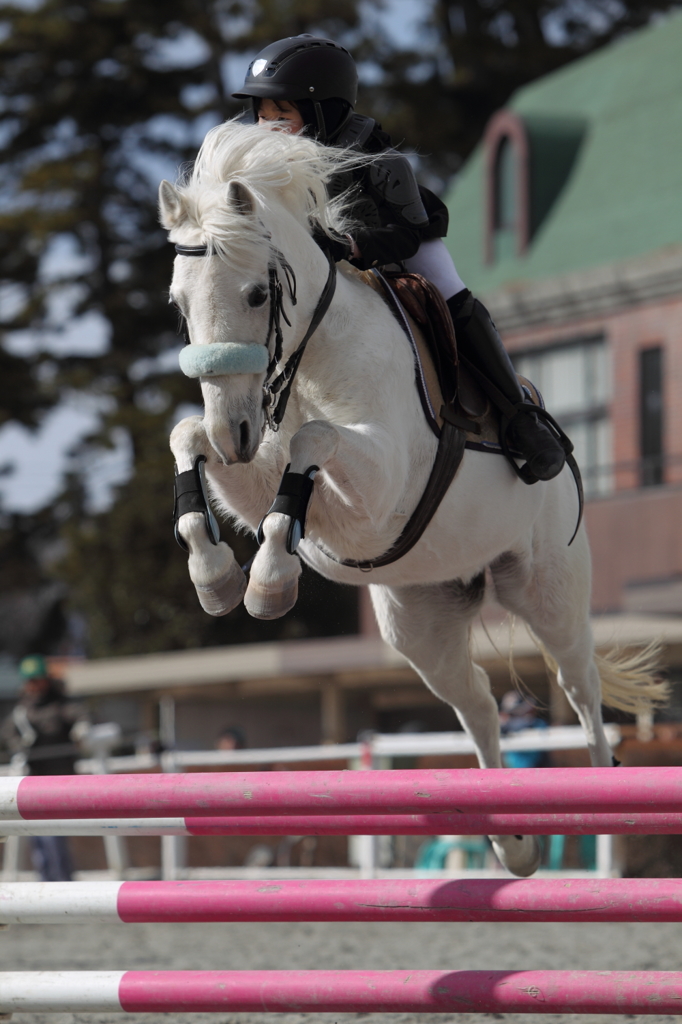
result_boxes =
[403,238,466,301]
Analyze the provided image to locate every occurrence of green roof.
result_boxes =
[443,12,682,293]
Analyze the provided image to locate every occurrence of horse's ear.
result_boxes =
[158,180,187,229]
[228,179,255,216]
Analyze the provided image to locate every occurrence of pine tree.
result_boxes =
[0,0,360,656]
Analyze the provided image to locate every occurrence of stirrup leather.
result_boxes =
[499,402,584,545]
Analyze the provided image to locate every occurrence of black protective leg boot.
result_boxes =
[447,291,567,483]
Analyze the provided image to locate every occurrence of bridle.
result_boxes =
[174,238,337,431]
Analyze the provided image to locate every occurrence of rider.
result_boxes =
[232,35,566,483]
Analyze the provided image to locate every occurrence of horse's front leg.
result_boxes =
[170,416,247,616]
[244,420,343,620]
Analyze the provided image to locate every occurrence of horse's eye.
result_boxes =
[247,285,268,308]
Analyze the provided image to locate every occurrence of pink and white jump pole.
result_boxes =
[2,766,682,820]
[3,766,682,1015]
[1,970,682,1015]
[2,810,681,836]
[2,878,682,925]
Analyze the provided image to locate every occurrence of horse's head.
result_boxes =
[159,121,363,465]
[160,175,278,464]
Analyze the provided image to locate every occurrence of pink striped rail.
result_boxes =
[2,810,682,835]
[2,768,682,1016]
[2,878,682,924]
[184,809,682,835]
[112,877,682,923]
[1,970,682,1014]
[2,766,682,819]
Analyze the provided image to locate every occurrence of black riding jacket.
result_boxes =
[239,108,449,270]
[327,113,449,271]
[0,682,87,776]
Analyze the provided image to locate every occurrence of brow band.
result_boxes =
[175,243,209,257]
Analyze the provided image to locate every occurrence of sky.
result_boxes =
[0,236,122,513]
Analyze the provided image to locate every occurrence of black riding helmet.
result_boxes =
[232,34,357,142]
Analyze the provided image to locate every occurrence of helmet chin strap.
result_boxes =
[313,101,327,142]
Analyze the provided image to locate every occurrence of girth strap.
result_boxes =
[336,417,466,570]
[258,418,466,573]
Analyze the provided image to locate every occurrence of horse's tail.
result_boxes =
[539,639,669,716]
[595,642,669,715]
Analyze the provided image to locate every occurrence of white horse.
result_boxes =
[161,121,665,877]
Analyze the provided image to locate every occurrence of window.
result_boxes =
[514,336,611,498]
[639,346,664,487]
[485,109,586,265]
[484,110,529,264]
[493,137,517,262]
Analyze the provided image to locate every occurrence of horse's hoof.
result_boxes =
[244,577,298,620]
[194,566,247,617]
[490,834,542,877]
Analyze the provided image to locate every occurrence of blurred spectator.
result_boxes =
[216,725,246,751]
[499,690,549,768]
[0,654,89,880]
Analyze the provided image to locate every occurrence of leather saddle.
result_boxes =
[363,267,583,547]
[355,267,543,450]
[382,269,487,435]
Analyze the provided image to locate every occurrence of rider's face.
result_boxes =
[257,99,304,134]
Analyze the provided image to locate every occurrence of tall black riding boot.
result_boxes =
[447,290,566,483]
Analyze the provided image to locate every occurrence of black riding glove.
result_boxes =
[311,225,353,263]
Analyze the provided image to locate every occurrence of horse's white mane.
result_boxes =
[174,120,370,269]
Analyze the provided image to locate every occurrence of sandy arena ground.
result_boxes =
[2,917,682,1024]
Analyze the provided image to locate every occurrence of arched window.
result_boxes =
[494,136,517,261]
[484,111,529,264]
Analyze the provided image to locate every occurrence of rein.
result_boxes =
[263,246,336,430]
[174,239,337,431]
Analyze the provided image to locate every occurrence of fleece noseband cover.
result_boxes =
[179,342,270,378]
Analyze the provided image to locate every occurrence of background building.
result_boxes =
[443,11,682,619]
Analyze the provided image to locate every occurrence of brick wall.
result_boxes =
[501,294,682,612]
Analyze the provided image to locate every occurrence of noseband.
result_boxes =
[174,238,337,430]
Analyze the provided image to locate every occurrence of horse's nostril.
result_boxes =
[239,420,250,454]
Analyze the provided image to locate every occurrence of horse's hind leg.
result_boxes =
[370,581,541,878]
[491,529,613,767]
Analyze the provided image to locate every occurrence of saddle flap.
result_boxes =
[383,271,458,409]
